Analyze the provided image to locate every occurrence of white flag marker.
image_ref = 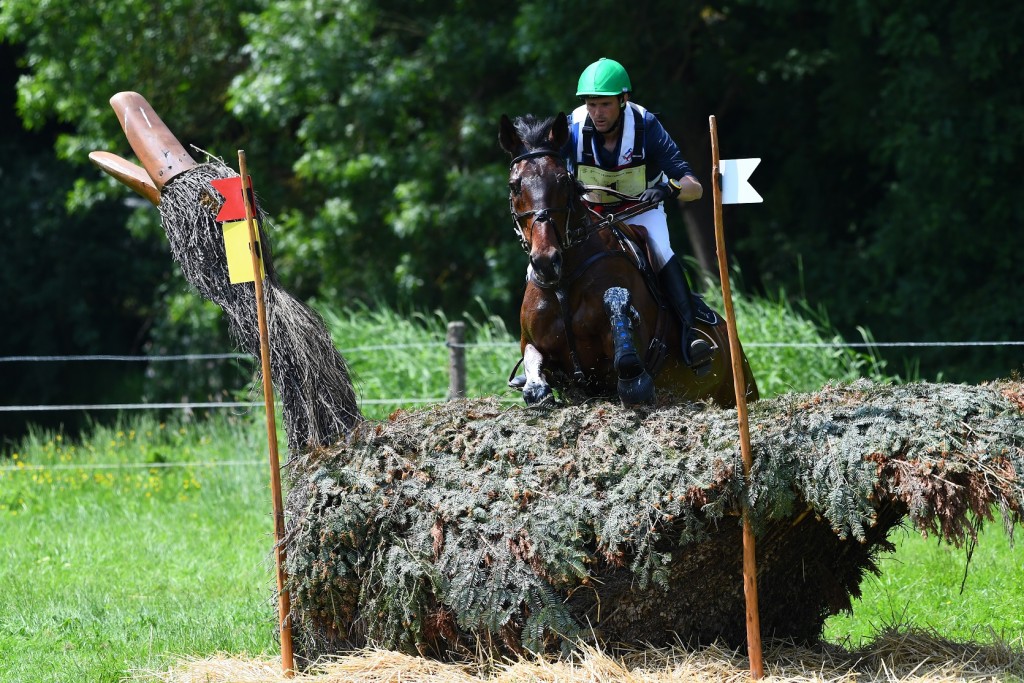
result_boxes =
[721,158,763,204]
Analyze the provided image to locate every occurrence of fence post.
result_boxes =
[447,321,466,400]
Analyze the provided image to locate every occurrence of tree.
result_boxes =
[0,0,265,438]
[229,0,528,317]
[3,0,1021,406]
[716,1,1024,380]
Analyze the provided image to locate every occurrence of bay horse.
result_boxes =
[499,112,758,407]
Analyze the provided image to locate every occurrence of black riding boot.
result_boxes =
[658,256,713,369]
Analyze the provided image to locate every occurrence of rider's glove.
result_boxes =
[638,182,673,205]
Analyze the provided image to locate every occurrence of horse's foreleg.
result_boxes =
[521,343,553,405]
[603,287,655,405]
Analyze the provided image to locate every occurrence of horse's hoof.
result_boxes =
[617,371,655,405]
[523,383,553,406]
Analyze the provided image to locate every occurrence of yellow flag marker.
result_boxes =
[222,219,267,284]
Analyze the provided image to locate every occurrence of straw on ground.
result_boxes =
[137,630,1024,683]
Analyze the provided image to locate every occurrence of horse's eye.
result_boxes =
[509,179,522,196]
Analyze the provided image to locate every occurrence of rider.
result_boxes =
[566,57,712,369]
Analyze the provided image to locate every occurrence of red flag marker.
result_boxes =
[211,176,256,222]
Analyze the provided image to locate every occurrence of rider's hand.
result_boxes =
[638,183,671,205]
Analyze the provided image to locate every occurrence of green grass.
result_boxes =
[825,524,1024,647]
[726,288,895,394]
[0,301,1015,681]
[0,416,276,682]
[322,291,896,421]
[321,300,520,419]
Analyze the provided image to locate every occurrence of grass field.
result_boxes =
[0,418,277,682]
[826,524,1024,647]
[1,301,1020,682]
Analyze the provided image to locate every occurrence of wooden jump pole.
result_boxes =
[708,115,764,680]
[237,150,295,677]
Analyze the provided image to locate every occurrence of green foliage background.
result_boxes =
[1,0,1022,437]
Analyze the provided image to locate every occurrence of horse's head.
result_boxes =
[499,113,579,286]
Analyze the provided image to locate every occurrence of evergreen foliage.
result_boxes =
[283,380,1024,661]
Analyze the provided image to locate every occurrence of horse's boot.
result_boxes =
[658,256,714,372]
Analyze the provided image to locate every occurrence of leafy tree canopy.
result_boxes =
[1,0,1021,400]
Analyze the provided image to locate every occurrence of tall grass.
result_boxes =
[320,300,518,419]
[4,298,1013,683]
[726,289,896,393]
[321,291,896,420]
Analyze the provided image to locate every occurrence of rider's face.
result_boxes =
[585,96,623,134]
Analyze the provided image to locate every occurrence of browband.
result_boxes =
[509,149,561,168]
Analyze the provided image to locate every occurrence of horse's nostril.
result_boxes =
[530,250,561,284]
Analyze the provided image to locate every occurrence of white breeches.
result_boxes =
[628,204,674,272]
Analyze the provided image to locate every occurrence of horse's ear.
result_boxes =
[499,114,519,156]
[548,112,569,149]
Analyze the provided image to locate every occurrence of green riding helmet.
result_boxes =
[576,58,632,97]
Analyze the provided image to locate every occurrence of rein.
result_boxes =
[508,149,656,255]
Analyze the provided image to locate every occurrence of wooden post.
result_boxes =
[447,321,466,400]
[708,115,764,680]
[237,150,295,677]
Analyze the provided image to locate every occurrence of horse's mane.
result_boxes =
[513,114,560,152]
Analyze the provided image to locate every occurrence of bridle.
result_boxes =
[508,149,586,253]
[508,149,658,255]
[507,148,667,386]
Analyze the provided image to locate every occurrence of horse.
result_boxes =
[499,112,758,407]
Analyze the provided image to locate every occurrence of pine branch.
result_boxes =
[283,380,1024,661]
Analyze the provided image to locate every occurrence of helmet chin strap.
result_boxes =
[606,98,626,135]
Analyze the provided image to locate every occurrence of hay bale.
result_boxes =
[282,380,1024,662]
[157,162,362,451]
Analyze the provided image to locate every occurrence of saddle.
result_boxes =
[611,221,720,326]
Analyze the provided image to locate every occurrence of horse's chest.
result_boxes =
[528,297,563,336]
[529,295,604,346]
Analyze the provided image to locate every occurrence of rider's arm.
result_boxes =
[644,112,699,190]
[561,109,582,173]
[671,175,703,202]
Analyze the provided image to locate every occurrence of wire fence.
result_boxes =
[0,459,262,473]
[2,335,1020,474]
[3,340,1022,365]
[1,337,1021,415]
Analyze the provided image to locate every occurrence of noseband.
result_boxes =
[508,150,585,253]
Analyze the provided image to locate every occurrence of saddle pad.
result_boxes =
[691,294,720,326]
